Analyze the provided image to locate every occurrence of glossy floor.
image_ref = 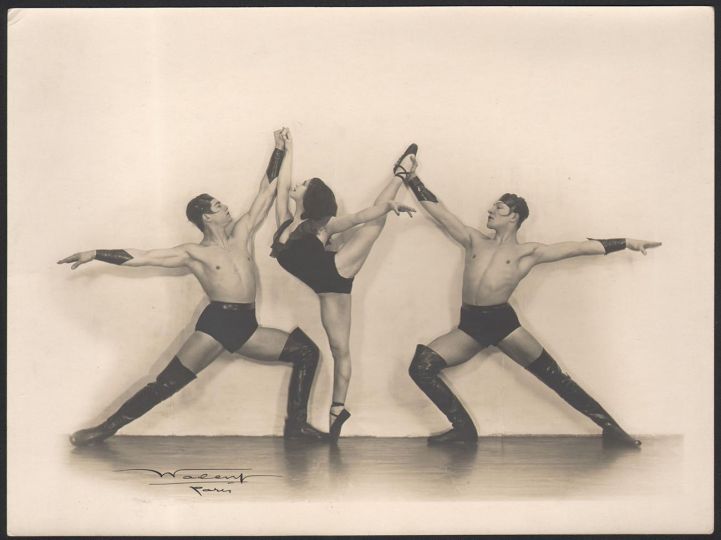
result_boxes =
[67,435,682,501]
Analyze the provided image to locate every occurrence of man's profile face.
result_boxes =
[204,198,232,227]
[486,200,514,229]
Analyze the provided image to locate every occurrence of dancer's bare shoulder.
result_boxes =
[468,227,492,246]
[184,242,219,262]
[516,241,541,258]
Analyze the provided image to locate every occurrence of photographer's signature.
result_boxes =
[116,467,282,496]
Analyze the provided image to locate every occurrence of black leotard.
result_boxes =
[271,218,354,294]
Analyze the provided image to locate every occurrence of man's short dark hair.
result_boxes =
[499,193,529,229]
[186,193,215,232]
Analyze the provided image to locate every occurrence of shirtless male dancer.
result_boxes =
[59,128,326,446]
[400,154,661,447]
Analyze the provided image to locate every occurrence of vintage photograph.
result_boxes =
[7,6,714,535]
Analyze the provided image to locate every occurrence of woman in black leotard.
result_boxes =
[271,128,417,440]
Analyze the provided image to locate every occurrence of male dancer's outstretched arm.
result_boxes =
[57,245,193,270]
[528,238,662,264]
[511,237,663,276]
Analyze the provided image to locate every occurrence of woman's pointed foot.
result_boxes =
[393,143,418,181]
[329,409,351,442]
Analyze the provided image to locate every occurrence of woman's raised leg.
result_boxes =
[334,145,417,277]
[334,175,404,278]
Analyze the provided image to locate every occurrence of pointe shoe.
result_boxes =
[602,425,641,449]
[393,143,418,181]
[283,420,328,441]
[329,409,351,442]
[427,426,478,445]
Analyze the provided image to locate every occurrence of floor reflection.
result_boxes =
[66,435,682,501]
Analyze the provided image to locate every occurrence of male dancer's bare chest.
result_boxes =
[196,243,255,280]
[466,244,525,288]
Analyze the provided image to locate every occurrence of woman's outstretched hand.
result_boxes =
[388,201,416,217]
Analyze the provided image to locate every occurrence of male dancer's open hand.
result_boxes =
[626,239,662,255]
[57,251,95,270]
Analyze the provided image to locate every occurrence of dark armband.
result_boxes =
[265,148,285,183]
[587,238,626,255]
[405,175,438,203]
[95,249,133,265]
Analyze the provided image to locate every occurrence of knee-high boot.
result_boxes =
[409,345,478,444]
[280,328,327,441]
[70,356,197,447]
[526,350,641,447]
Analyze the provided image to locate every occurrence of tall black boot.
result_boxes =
[280,328,327,441]
[526,350,641,448]
[70,357,197,447]
[408,345,478,444]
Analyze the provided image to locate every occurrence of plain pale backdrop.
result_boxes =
[7,6,713,535]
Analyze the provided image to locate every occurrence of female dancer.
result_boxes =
[271,128,417,440]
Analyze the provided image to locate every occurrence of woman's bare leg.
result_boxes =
[319,293,353,429]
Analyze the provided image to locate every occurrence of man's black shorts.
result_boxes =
[458,302,521,348]
[195,301,259,352]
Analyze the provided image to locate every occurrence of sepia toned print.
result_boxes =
[7,6,713,536]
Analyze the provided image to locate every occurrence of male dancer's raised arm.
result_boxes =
[402,157,475,248]
[275,128,293,226]
[232,129,285,238]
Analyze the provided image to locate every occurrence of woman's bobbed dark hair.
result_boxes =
[301,178,338,221]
